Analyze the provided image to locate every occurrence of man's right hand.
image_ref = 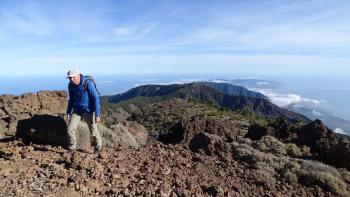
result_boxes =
[66,114,70,121]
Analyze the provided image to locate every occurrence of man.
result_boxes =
[66,69,102,153]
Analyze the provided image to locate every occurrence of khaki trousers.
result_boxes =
[67,112,102,150]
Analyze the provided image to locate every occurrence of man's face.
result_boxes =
[68,74,80,85]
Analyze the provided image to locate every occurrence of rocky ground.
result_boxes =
[0,138,331,197]
[1,91,349,196]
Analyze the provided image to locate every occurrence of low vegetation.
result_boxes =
[232,137,350,196]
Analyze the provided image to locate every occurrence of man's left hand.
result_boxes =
[95,116,101,123]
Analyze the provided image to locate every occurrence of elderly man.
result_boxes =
[66,69,102,153]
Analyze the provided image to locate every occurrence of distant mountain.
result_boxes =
[287,104,350,136]
[103,82,310,124]
[208,79,281,89]
[201,82,267,99]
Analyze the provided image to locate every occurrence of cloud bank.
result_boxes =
[256,89,325,107]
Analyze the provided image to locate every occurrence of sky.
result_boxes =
[0,0,350,76]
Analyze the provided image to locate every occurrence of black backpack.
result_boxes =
[83,75,101,95]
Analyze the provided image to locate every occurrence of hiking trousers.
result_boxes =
[67,112,102,150]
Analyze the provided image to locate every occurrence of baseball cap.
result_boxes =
[66,69,80,78]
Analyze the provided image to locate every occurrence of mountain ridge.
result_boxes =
[102,82,310,124]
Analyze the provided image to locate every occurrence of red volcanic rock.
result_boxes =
[0,91,67,137]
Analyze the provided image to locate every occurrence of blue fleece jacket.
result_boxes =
[66,74,100,117]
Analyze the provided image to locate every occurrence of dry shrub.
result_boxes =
[300,160,341,176]
[249,136,305,158]
[296,160,348,196]
[232,141,350,196]
[236,136,252,145]
[283,171,298,184]
[99,124,138,148]
[285,143,303,158]
[298,170,348,196]
[339,169,350,183]
[251,169,276,189]
[300,145,311,156]
[252,136,286,156]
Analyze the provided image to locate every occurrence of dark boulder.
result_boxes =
[297,119,338,155]
[326,138,350,169]
[245,124,270,140]
[269,118,298,141]
[16,115,68,146]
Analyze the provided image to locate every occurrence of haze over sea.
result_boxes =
[1,74,349,122]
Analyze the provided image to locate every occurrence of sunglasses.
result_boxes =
[68,75,78,79]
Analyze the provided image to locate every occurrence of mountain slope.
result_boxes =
[103,82,310,124]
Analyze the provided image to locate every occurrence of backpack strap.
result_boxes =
[83,76,101,95]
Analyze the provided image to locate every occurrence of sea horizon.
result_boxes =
[1,74,349,122]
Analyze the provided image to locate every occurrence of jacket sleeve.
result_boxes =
[87,81,100,117]
[67,83,74,115]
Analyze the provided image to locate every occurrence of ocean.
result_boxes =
[266,75,350,121]
[1,74,349,121]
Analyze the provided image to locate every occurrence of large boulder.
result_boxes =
[0,91,67,137]
[245,118,297,141]
[245,124,271,141]
[297,119,338,155]
[327,138,350,169]
[16,114,68,146]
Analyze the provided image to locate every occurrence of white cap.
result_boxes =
[66,69,80,78]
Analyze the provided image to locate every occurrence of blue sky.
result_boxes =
[0,0,350,76]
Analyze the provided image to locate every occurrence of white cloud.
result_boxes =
[256,89,325,107]
[99,80,116,84]
[334,128,348,135]
[312,110,324,117]
[112,27,134,37]
[257,81,269,85]
[0,3,55,36]
[209,79,231,83]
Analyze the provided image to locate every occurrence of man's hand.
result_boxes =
[66,114,70,121]
[95,116,101,123]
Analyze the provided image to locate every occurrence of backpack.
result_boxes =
[83,75,101,95]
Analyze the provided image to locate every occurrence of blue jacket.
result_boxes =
[67,74,100,117]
